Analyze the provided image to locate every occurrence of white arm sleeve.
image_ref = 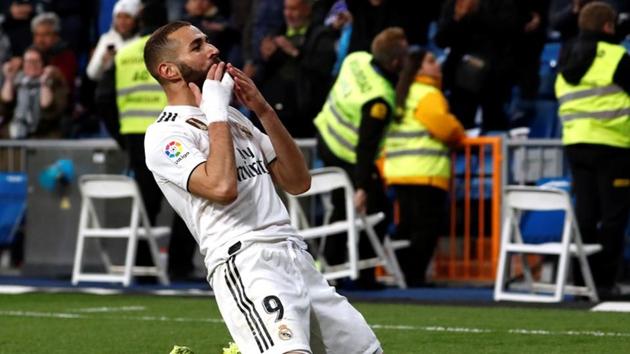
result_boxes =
[145,129,207,191]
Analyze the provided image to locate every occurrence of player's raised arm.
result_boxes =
[187,62,238,204]
[227,63,311,195]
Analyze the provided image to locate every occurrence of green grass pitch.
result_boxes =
[1,293,629,353]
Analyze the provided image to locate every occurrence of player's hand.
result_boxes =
[227,63,272,117]
[354,188,367,214]
[188,62,234,123]
[189,61,223,105]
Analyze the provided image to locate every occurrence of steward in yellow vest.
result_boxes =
[554,2,630,295]
[313,27,408,289]
[115,35,168,135]
[384,48,464,286]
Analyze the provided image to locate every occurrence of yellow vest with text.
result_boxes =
[115,35,167,134]
[314,52,395,163]
[555,41,630,148]
[384,83,450,190]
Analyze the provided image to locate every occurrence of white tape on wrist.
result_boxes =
[200,73,234,124]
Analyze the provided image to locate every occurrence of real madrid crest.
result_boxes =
[278,324,293,340]
[231,122,253,139]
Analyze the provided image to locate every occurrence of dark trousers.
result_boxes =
[566,144,630,289]
[126,135,196,276]
[447,77,511,132]
[317,136,391,284]
[393,185,447,286]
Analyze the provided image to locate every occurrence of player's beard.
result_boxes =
[177,57,222,90]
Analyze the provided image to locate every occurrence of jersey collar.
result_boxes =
[163,105,205,119]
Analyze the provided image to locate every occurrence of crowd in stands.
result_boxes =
[0,0,629,290]
[0,0,627,141]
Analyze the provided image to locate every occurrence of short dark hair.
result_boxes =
[579,1,617,32]
[144,21,191,84]
[371,27,407,66]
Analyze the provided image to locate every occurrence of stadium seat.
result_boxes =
[284,167,409,288]
[71,175,170,287]
[0,173,27,268]
[494,186,601,302]
[0,173,27,248]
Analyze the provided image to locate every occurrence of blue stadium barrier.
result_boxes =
[538,42,561,99]
[519,178,571,244]
[529,100,561,138]
[0,173,27,247]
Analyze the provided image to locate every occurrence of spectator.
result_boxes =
[31,12,78,96]
[435,0,521,132]
[225,0,253,67]
[257,0,338,138]
[550,0,595,41]
[555,1,630,298]
[87,0,140,81]
[323,0,353,75]
[384,48,465,286]
[313,27,408,289]
[1,0,35,57]
[346,0,441,54]
[550,0,629,41]
[245,0,284,77]
[1,47,68,139]
[38,0,99,60]
[510,0,550,131]
[181,0,236,56]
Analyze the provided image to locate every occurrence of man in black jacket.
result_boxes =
[435,0,521,132]
[256,0,338,138]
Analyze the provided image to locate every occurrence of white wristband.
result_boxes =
[200,73,234,123]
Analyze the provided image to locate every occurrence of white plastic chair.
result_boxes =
[71,175,170,287]
[494,186,601,302]
[285,167,408,288]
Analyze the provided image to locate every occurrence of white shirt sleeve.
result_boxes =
[145,126,207,191]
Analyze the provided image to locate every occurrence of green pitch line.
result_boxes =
[1,293,629,353]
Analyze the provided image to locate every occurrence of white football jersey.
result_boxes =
[144,105,303,278]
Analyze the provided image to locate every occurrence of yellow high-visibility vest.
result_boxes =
[555,41,630,148]
[115,35,167,134]
[384,82,450,190]
[314,52,395,163]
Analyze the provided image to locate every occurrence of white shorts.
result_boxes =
[210,239,382,354]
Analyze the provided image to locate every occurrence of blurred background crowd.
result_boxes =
[0,0,627,142]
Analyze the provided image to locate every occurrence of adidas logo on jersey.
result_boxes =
[157,111,178,123]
